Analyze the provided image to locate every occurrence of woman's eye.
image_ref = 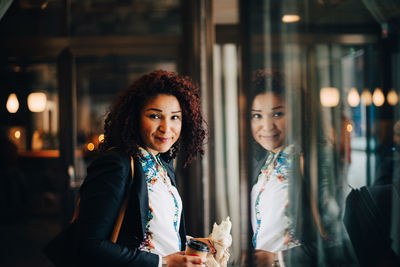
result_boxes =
[272,111,285,117]
[149,114,161,119]
[252,113,262,119]
[171,115,181,120]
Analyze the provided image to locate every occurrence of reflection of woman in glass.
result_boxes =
[76,70,208,266]
[250,70,302,266]
[249,70,350,267]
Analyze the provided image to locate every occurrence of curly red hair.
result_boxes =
[100,70,206,166]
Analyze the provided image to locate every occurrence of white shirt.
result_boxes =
[251,145,300,252]
[137,148,182,258]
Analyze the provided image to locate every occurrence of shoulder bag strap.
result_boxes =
[71,156,135,243]
[109,156,134,242]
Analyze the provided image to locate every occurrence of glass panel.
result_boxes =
[242,0,400,266]
[212,43,241,265]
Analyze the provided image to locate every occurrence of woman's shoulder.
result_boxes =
[80,148,133,193]
[86,148,131,176]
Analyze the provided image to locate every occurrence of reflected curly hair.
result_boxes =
[251,69,285,103]
[250,69,286,158]
[100,70,206,166]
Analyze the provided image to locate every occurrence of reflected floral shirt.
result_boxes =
[251,144,300,252]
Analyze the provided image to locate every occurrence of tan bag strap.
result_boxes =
[71,156,135,243]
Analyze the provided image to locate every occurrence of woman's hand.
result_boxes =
[164,251,206,266]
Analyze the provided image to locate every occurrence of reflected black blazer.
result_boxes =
[76,148,186,266]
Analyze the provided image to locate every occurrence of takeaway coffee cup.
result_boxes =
[185,239,210,258]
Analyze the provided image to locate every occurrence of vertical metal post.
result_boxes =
[57,47,77,225]
[239,0,253,265]
[179,0,214,237]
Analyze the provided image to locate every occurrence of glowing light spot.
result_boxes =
[361,89,372,106]
[320,87,340,107]
[28,92,47,112]
[372,88,385,107]
[14,130,21,139]
[6,93,19,113]
[87,143,95,151]
[98,134,104,142]
[282,14,301,23]
[387,89,399,106]
[347,88,360,107]
[346,124,353,132]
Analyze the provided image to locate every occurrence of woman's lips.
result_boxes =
[156,137,171,143]
[260,133,279,140]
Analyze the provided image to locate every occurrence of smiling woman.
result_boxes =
[47,70,209,267]
[251,92,286,154]
[249,70,303,266]
[140,94,182,155]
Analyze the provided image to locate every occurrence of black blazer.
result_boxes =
[76,148,186,266]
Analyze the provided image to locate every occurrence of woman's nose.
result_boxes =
[262,116,275,130]
[158,119,169,133]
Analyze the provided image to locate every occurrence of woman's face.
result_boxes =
[251,92,286,153]
[140,94,182,155]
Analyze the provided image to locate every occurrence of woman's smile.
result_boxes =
[251,92,286,153]
[140,94,182,155]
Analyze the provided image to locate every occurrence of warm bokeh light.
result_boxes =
[347,88,360,107]
[346,124,353,132]
[87,143,95,151]
[372,88,385,107]
[28,92,47,112]
[98,134,105,142]
[387,89,399,106]
[6,93,19,113]
[361,89,372,106]
[282,14,301,23]
[320,87,340,107]
[14,130,21,139]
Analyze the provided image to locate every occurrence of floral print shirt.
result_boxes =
[137,147,182,256]
[251,144,300,252]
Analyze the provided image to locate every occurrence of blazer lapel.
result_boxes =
[133,160,149,235]
[161,158,177,186]
[252,153,270,186]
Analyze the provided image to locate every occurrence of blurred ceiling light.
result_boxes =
[27,92,47,112]
[282,14,301,23]
[347,87,360,107]
[387,89,399,106]
[361,89,372,106]
[6,93,19,113]
[372,87,385,106]
[320,87,340,107]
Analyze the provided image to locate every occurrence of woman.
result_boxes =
[76,70,207,266]
[249,69,302,266]
[249,70,350,267]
